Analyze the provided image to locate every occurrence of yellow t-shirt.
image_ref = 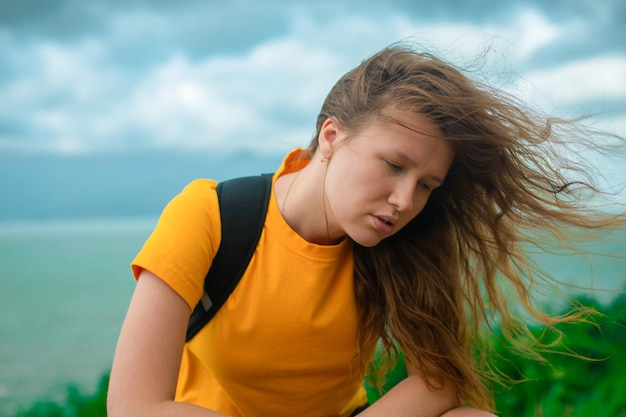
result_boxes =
[132,150,367,417]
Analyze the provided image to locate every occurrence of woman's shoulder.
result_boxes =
[155,179,221,234]
[182,178,219,193]
[167,179,219,208]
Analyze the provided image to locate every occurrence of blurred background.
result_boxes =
[1,0,625,415]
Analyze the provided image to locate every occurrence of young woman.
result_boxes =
[107,44,625,417]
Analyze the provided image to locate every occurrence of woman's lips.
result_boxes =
[371,214,395,235]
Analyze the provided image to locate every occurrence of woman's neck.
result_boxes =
[275,162,345,246]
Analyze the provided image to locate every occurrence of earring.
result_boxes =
[321,156,327,163]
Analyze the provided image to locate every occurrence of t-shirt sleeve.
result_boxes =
[131,179,222,310]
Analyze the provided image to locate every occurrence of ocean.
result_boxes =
[0,218,624,416]
[0,218,154,415]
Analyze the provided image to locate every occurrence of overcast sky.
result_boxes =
[1,0,625,156]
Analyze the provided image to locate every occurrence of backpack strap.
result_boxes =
[186,174,273,341]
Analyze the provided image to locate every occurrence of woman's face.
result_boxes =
[320,111,454,247]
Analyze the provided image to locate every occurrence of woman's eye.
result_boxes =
[419,181,432,191]
[385,160,403,172]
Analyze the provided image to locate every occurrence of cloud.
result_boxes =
[522,56,626,106]
[119,40,343,152]
[0,0,291,57]
[0,36,129,153]
[0,1,624,155]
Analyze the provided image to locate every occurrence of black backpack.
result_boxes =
[186,174,273,341]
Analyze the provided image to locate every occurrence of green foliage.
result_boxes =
[8,374,109,417]
[5,294,626,417]
[363,342,409,403]
[492,294,626,417]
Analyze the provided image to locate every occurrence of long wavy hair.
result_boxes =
[307,44,625,410]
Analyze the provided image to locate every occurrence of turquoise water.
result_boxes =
[0,219,624,415]
[0,219,154,415]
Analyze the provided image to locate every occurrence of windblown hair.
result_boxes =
[307,44,625,410]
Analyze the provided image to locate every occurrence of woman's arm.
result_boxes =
[360,363,496,417]
[359,371,458,417]
[107,270,230,417]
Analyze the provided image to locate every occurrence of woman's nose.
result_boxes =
[387,181,415,213]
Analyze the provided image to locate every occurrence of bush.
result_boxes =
[492,294,626,417]
[10,374,108,417]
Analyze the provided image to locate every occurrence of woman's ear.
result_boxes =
[317,118,340,159]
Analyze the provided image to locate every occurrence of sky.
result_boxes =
[1,0,625,156]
